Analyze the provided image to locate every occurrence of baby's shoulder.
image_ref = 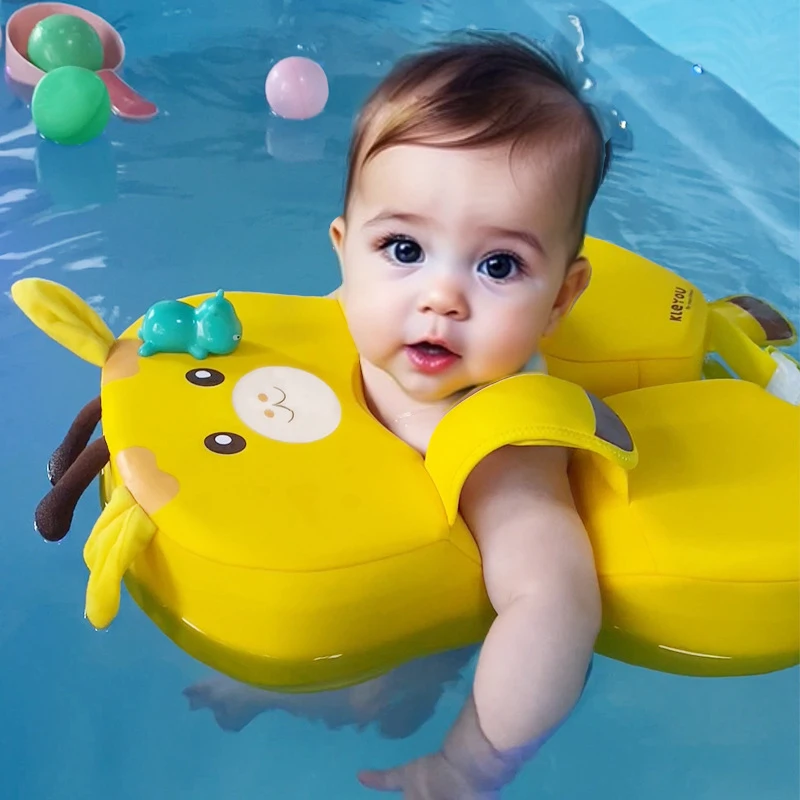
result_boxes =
[460,442,571,529]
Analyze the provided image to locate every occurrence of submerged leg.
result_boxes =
[35,436,110,542]
[183,647,477,737]
[47,396,102,485]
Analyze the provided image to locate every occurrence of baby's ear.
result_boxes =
[329,216,346,265]
[545,257,591,336]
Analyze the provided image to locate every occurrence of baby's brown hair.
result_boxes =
[344,32,609,255]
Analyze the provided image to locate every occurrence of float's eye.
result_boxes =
[204,432,247,454]
[186,368,225,387]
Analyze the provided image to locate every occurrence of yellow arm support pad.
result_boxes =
[425,373,639,525]
[707,310,777,388]
[10,277,116,367]
[84,486,157,629]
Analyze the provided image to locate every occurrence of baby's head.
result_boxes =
[331,33,608,402]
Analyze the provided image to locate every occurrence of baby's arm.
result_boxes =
[462,444,600,756]
[360,445,600,795]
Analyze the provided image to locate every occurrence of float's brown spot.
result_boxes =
[258,392,268,402]
[263,409,274,418]
[102,340,141,386]
[728,295,794,343]
[586,392,634,453]
[115,447,180,516]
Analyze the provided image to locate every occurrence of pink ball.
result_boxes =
[265,56,329,120]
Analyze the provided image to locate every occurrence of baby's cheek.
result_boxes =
[343,301,393,359]
[484,323,540,374]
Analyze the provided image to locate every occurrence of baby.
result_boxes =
[187,33,608,798]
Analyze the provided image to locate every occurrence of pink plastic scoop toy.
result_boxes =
[3,2,157,120]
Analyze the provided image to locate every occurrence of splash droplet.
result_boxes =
[692,64,704,75]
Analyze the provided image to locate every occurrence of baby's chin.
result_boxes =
[394,372,483,405]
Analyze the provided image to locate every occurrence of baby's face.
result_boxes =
[332,142,589,402]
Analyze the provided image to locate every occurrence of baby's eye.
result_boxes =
[477,253,521,281]
[382,237,424,265]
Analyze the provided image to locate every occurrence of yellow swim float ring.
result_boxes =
[12,237,800,689]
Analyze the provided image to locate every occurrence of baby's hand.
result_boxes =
[358,754,499,799]
[358,693,521,799]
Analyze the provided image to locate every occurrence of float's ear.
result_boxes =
[11,278,116,367]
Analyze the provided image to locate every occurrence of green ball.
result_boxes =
[32,67,111,146]
[27,14,104,72]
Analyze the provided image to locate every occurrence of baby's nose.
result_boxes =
[418,275,468,320]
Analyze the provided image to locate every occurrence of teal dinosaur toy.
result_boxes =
[137,290,243,359]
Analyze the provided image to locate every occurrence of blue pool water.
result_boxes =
[605,0,800,143]
[1,0,798,797]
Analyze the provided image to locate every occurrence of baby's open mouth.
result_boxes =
[405,341,460,374]
[409,341,456,357]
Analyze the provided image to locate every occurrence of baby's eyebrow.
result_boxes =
[480,226,545,256]
[364,210,428,228]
